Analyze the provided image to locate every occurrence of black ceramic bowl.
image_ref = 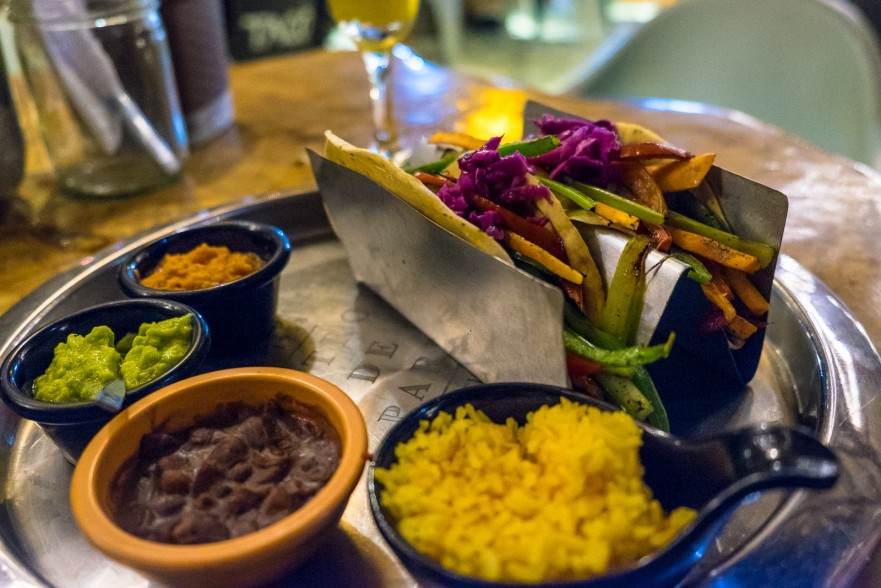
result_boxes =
[368,383,839,588]
[0,299,210,464]
[118,220,291,354]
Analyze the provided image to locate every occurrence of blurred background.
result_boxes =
[3,0,881,181]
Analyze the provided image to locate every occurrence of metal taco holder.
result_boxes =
[312,102,788,386]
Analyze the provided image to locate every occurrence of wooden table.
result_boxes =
[3,48,881,584]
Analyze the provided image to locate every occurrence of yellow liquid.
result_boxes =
[327,0,420,52]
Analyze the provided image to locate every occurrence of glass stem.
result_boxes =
[361,49,399,157]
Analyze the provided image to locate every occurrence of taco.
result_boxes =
[321,113,779,430]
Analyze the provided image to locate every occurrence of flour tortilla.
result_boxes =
[323,131,512,264]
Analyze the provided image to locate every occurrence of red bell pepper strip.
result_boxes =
[470,194,567,261]
[619,142,692,161]
[565,352,603,377]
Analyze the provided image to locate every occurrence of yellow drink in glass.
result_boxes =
[327,0,419,53]
[326,0,421,156]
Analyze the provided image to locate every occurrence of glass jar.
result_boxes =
[7,0,188,197]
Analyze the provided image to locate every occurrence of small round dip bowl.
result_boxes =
[0,299,210,464]
[368,382,839,588]
[70,367,368,588]
[118,220,291,354]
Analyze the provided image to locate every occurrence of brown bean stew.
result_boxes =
[110,398,342,544]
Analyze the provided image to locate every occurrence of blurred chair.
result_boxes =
[572,0,881,168]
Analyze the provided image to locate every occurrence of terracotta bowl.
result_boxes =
[70,367,368,588]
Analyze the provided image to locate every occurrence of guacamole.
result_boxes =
[32,315,192,404]
[120,315,191,388]
[33,326,122,403]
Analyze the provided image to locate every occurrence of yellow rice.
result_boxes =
[375,398,696,583]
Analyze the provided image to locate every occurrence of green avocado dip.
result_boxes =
[32,315,192,404]
[33,326,122,403]
[120,315,191,389]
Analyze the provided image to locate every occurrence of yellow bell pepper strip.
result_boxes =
[647,153,716,192]
[669,227,762,273]
[701,282,737,323]
[427,131,485,150]
[595,202,640,230]
[602,235,651,344]
[665,210,774,268]
[723,266,771,316]
[505,233,583,285]
[727,314,759,342]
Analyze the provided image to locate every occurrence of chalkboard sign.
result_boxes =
[224,0,331,61]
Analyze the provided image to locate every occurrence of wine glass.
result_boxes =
[326,0,420,159]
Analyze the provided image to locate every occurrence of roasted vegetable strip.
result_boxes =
[668,227,761,272]
[603,235,651,344]
[672,252,712,284]
[723,267,770,316]
[427,131,485,150]
[562,329,674,368]
[611,160,667,215]
[619,142,692,161]
[647,153,716,192]
[593,372,654,421]
[632,366,669,431]
[569,180,667,226]
[505,233,583,284]
[665,210,775,267]
[497,136,561,158]
[534,188,606,322]
[470,194,566,260]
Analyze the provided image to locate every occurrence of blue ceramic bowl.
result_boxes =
[368,383,839,588]
[118,220,291,354]
[0,299,210,464]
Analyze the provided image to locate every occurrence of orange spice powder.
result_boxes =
[140,243,264,291]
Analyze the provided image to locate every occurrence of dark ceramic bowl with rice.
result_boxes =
[368,382,839,588]
[118,220,291,355]
[0,299,210,464]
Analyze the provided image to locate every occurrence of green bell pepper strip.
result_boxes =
[631,366,669,431]
[498,135,560,157]
[602,234,650,344]
[404,153,458,175]
[671,252,712,284]
[568,180,667,226]
[563,329,674,368]
[664,210,775,268]
[538,177,598,211]
[593,372,654,421]
[405,136,560,175]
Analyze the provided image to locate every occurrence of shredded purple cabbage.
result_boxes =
[528,115,620,188]
[436,136,550,240]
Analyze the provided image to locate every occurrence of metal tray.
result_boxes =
[0,190,880,587]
